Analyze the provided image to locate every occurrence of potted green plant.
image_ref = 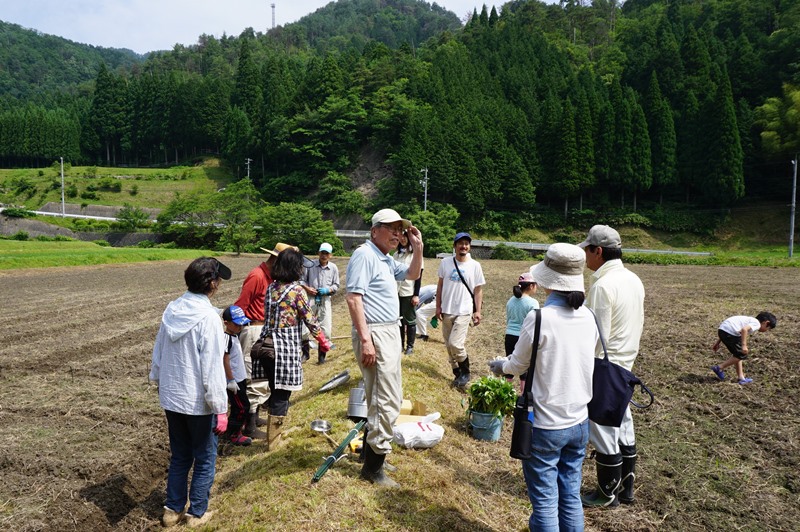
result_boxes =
[466,376,517,442]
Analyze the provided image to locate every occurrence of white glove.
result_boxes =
[488,359,506,376]
[226,380,239,393]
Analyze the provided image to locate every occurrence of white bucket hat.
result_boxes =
[529,243,586,292]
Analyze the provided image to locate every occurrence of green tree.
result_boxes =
[755,83,800,161]
[699,66,744,205]
[644,72,677,203]
[256,202,341,255]
[213,178,260,254]
[314,171,367,216]
[116,203,149,232]
[405,203,459,257]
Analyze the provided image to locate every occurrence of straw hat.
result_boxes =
[529,243,585,292]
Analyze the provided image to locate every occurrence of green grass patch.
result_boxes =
[0,158,233,211]
[0,239,217,269]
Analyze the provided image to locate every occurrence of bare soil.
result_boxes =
[0,258,797,531]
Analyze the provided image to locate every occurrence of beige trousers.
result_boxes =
[352,322,402,455]
[441,313,471,367]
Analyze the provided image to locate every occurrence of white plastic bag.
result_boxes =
[393,412,444,449]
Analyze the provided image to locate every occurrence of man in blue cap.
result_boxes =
[435,232,485,389]
[302,242,340,364]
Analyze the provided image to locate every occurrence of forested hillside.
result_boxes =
[0,20,142,101]
[1,0,799,232]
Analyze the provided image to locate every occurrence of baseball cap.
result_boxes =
[319,242,333,253]
[453,232,472,244]
[260,242,296,256]
[222,305,250,325]
[578,225,622,249]
[371,208,411,229]
[518,272,535,284]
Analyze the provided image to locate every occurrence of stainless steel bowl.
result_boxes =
[310,419,332,433]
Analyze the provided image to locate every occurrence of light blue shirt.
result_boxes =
[505,294,540,336]
[346,240,409,324]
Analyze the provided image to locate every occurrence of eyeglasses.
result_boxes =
[379,223,404,234]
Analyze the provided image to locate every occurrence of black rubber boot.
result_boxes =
[451,366,461,386]
[454,357,471,390]
[255,404,267,427]
[581,452,622,507]
[242,412,266,439]
[360,444,399,488]
[399,325,406,352]
[405,324,416,354]
[301,339,310,363]
[317,348,327,364]
[619,444,637,504]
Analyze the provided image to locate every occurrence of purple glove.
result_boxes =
[214,413,228,435]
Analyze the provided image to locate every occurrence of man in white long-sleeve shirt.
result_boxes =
[579,225,645,508]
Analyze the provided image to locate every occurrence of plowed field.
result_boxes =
[0,258,797,531]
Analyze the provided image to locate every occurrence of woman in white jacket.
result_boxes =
[150,257,231,528]
[489,243,597,532]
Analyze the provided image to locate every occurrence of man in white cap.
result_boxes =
[234,242,294,438]
[346,208,423,488]
[302,242,340,364]
[578,225,645,508]
[436,231,485,390]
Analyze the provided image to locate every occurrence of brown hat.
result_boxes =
[260,243,295,256]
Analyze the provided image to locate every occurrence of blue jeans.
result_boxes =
[522,420,589,532]
[164,410,218,518]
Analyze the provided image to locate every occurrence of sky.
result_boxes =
[0,0,560,55]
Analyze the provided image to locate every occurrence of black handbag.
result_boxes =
[509,309,541,460]
[587,311,654,427]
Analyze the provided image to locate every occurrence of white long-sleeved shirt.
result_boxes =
[150,291,228,415]
[502,301,597,430]
[586,259,645,371]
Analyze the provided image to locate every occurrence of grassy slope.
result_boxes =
[0,157,231,211]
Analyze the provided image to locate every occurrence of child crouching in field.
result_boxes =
[711,312,776,385]
[222,305,252,446]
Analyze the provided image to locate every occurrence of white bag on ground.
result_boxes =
[393,412,444,449]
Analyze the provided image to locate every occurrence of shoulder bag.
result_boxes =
[587,310,654,427]
[453,257,477,313]
[509,309,541,460]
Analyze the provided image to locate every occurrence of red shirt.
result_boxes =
[234,262,272,321]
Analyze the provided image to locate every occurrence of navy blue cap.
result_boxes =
[454,232,472,244]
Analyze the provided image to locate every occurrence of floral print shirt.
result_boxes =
[265,281,322,337]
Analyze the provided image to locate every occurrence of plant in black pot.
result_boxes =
[466,376,517,442]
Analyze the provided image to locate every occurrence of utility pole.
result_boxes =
[245,158,252,179]
[790,155,797,258]
[419,167,429,211]
[60,156,65,217]
[271,3,276,29]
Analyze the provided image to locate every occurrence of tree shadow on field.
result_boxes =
[380,488,497,532]
[79,474,138,526]
[402,357,451,381]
